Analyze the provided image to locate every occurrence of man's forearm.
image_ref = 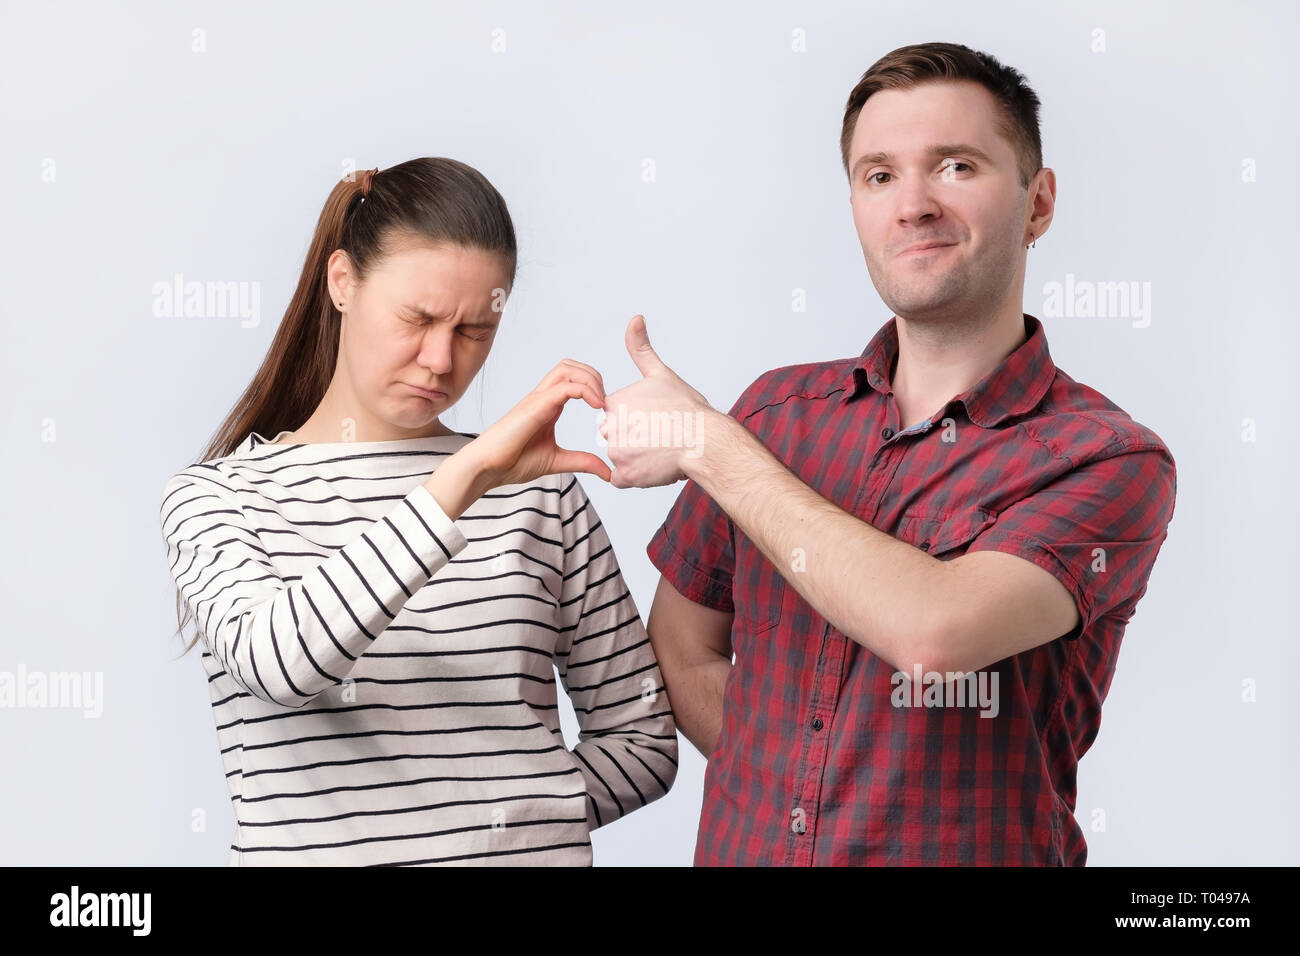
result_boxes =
[684,410,948,673]
[659,654,731,758]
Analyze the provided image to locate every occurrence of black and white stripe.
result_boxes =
[160,429,677,865]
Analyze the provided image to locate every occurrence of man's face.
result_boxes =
[334,240,511,433]
[847,80,1030,322]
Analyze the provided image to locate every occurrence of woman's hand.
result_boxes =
[467,359,613,489]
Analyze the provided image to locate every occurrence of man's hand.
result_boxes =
[600,314,717,489]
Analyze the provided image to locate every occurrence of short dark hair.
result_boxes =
[840,42,1044,190]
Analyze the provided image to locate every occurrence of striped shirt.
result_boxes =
[159,428,677,866]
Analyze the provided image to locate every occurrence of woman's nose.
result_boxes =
[418,327,455,374]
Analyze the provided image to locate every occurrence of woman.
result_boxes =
[159,158,677,866]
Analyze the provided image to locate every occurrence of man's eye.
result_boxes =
[459,328,490,341]
[867,162,971,186]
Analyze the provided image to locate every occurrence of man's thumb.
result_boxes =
[625,314,667,377]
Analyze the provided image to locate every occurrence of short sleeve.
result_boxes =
[644,380,768,613]
[965,439,1177,640]
[645,477,736,613]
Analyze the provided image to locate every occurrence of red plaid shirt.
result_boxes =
[647,313,1177,865]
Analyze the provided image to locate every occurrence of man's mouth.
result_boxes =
[898,241,956,257]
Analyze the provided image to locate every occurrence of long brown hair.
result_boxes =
[170,157,518,656]
[840,42,1044,190]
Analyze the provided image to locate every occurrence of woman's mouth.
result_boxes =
[405,384,446,400]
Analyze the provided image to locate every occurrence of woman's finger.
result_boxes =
[552,448,613,483]
[538,380,602,414]
[556,358,606,402]
[535,360,606,404]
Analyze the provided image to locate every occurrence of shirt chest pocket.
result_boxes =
[897,506,999,560]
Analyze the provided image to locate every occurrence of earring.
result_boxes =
[1029,233,1037,249]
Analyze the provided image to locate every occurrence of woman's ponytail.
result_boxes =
[170,158,517,656]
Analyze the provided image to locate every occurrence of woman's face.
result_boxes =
[327,239,512,437]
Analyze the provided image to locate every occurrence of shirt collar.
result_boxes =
[842,312,1056,427]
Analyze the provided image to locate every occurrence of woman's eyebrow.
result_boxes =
[404,305,499,328]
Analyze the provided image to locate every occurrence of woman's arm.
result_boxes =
[163,361,613,712]
[552,476,679,830]
[161,360,610,709]
[160,465,474,709]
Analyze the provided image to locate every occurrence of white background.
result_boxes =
[1,0,1296,865]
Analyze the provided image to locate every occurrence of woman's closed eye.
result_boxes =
[401,313,490,340]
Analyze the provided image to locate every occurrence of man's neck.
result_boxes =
[890,309,1027,428]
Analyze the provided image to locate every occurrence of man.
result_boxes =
[600,41,1177,865]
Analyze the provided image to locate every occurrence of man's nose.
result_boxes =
[895,174,942,226]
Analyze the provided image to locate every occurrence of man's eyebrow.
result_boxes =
[404,305,500,328]
[850,143,996,176]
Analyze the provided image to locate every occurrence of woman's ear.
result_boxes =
[326,249,357,310]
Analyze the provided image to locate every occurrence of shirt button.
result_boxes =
[881,427,894,440]
[811,716,823,730]
[920,541,931,552]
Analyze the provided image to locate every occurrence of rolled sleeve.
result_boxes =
[646,477,736,612]
[966,438,1178,640]
[644,378,781,612]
